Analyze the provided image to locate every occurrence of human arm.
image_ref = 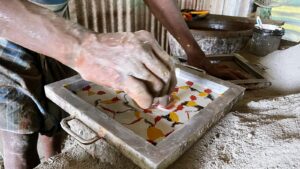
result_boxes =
[144,0,247,79]
[0,0,176,108]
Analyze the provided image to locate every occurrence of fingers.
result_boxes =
[210,64,250,80]
[136,32,176,96]
[122,76,153,109]
[142,51,174,97]
[224,69,249,80]
[131,63,164,97]
[168,69,177,94]
[141,47,171,85]
[222,71,240,80]
[146,38,177,95]
[135,30,177,100]
[135,30,175,69]
[232,70,249,79]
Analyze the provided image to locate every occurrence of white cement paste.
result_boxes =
[74,69,227,145]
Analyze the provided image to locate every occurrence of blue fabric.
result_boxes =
[30,0,67,5]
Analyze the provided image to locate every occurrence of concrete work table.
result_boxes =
[36,45,300,169]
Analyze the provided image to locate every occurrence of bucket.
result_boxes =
[249,24,285,56]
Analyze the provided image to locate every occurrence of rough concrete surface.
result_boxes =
[35,45,300,169]
[33,92,300,169]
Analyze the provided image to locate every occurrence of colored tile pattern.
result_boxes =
[75,78,226,145]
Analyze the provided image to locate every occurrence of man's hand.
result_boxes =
[73,30,176,109]
[144,0,248,80]
[203,63,248,80]
[0,1,176,109]
[187,52,248,80]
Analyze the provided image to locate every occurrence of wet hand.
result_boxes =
[73,30,176,109]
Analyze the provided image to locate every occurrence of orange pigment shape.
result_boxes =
[147,126,165,141]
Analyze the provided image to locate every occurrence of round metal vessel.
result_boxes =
[168,14,254,59]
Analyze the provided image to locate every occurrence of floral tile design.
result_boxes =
[74,77,226,145]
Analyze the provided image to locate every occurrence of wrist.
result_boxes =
[62,25,94,68]
[186,46,211,69]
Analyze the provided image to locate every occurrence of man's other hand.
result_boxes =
[187,52,248,80]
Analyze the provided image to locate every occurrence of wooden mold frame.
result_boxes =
[45,64,245,169]
[208,53,272,89]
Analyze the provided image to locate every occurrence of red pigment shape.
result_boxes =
[176,105,184,111]
[165,103,175,110]
[186,81,194,86]
[154,116,162,124]
[97,91,106,95]
[111,97,120,102]
[190,95,197,100]
[82,85,91,91]
[147,140,156,145]
[204,89,212,94]
[165,130,174,137]
[144,109,152,113]
[126,118,142,125]
[174,87,179,92]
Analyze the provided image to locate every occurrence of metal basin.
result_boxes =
[168,14,254,59]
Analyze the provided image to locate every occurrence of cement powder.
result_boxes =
[35,92,300,169]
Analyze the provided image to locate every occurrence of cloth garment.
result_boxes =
[0,0,75,135]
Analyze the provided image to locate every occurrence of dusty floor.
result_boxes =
[35,92,300,169]
[0,45,299,169]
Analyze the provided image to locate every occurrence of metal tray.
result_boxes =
[45,64,244,169]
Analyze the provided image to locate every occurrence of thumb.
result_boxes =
[122,76,154,109]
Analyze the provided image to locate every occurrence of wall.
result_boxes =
[68,0,253,50]
[271,5,300,42]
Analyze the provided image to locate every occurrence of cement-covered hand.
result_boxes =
[73,30,176,109]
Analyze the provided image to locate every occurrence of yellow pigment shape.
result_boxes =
[134,111,141,118]
[186,101,197,107]
[115,90,123,94]
[169,112,179,122]
[199,92,208,97]
[179,86,190,90]
[171,93,180,101]
[87,91,95,96]
[101,99,117,104]
[147,127,164,141]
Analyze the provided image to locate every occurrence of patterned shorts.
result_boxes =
[0,0,75,135]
